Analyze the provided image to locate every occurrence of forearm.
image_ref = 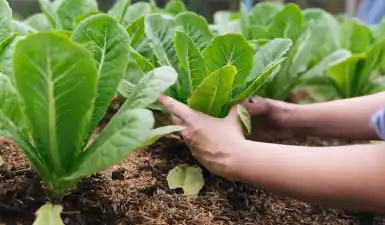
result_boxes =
[230,140,385,213]
[284,92,385,140]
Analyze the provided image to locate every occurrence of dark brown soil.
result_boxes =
[0,136,383,225]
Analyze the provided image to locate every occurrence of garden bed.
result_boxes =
[0,136,382,225]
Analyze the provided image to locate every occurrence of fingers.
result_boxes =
[171,115,183,125]
[157,95,194,122]
[240,96,270,116]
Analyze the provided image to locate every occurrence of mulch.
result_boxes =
[0,135,383,225]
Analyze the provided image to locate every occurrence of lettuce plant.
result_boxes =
[210,3,348,101]
[301,17,385,100]
[240,1,283,40]
[8,0,99,35]
[140,12,292,126]
[252,5,349,100]
[0,14,183,222]
[210,2,283,38]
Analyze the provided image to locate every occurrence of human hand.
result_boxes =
[157,95,245,179]
[241,97,299,142]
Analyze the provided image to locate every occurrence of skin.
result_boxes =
[157,92,385,213]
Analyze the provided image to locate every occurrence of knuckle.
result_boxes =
[183,131,194,142]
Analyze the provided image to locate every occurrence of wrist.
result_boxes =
[226,139,253,182]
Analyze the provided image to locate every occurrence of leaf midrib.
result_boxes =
[47,54,62,173]
[98,23,108,75]
[206,71,220,115]
[184,39,194,95]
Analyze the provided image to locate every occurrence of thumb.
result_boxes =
[226,104,240,122]
[226,105,247,135]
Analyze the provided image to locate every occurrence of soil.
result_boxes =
[0,135,383,225]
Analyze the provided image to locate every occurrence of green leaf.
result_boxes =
[203,34,254,88]
[120,66,178,111]
[250,25,270,39]
[126,16,145,48]
[356,39,385,94]
[0,33,17,52]
[73,11,101,27]
[301,49,352,80]
[0,35,22,82]
[188,65,237,117]
[0,0,12,42]
[108,0,131,24]
[214,20,242,35]
[340,18,373,54]
[263,11,342,99]
[212,11,242,35]
[174,31,207,100]
[174,12,213,50]
[250,2,282,27]
[293,12,341,75]
[123,2,151,27]
[0,110,52,190]
[249,38,292,82]
[140,125,185,148]
[269,3,303,41]
[0,73,24,129]
[366,76,385,94]
[124,49,155,86]
[132,50,155,74]
[237,105,251,136]
[71,14,131,137]
[12,20,37,35]
[56,0,98,30]
[69,109,154,180]
[118,80,135,98]
[248,39,270,50]
[24,13,52,31]
[33,203,64,225]
[230,61,283,104]
[373,17,385,42]
[164,0,186,15]
[13,32,99,176]
[145,13,177,67]
[303,8,324,23]
[38,0,58,28]
[239,2,250,38]
[167,164,204,198]
[327,54,364,98]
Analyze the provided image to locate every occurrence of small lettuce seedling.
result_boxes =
[0,14,183,223]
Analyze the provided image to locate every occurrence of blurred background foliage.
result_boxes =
[8,0,358,22]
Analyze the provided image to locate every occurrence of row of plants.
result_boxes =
[1,0,385,223]
[212,2,385,100]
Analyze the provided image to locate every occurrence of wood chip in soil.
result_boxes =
[0,136,383,224]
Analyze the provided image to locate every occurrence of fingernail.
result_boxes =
[157,95,166,102]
